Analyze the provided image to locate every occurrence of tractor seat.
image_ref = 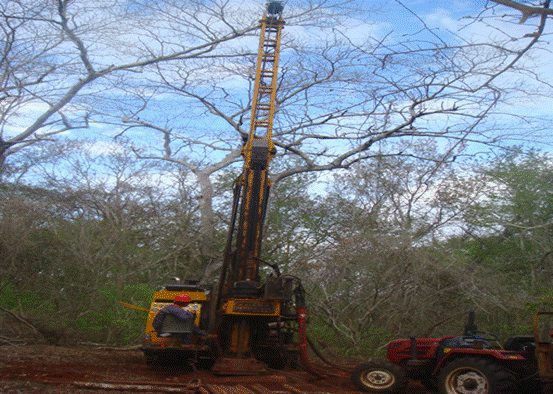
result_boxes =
[503,336,535,351]
[158,314,193,337]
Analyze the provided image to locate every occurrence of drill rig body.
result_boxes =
[141,2,304,374]
[211,2,305,374]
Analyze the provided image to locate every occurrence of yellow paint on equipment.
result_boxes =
[223,299,280,316]
[144,290,207,346]
[119,301,149,312]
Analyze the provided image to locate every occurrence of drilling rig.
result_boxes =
[141,2,307,375]
[210,0,307,375]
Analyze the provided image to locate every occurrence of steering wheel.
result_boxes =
[460,331,500,348]
[465,330,499,341]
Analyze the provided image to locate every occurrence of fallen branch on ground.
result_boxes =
[79,343,142,351]
[0,335,27,345]
[0,306,41,335]
[73,380,199,393]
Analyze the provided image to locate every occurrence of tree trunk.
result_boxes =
[197,170,216,262]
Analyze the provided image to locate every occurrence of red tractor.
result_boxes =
[352,311,553,394]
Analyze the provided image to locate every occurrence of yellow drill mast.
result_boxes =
[235,2,283,284]
[212,1,289,375]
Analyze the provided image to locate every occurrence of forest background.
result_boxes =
[1,0,553,358]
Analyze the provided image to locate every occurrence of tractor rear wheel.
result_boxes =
[438,357,515,394]
[351,361,407,393]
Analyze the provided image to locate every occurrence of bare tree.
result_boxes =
[0,0,354,264]
[2,1,552,280]
[289,149,542,356]
[489,0,553,23]
[108,1,553,276]
[0,0,273,177]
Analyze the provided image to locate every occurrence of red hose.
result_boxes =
[296,306,324,377]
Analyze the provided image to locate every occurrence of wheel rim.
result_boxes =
[444,367,488,394]
[360,369,395,389]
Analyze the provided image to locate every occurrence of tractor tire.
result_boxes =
[438,357,515,394]
[351,361,407,393]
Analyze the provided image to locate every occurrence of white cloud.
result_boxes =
[424,8,460,31]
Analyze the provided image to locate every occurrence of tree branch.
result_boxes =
[490,0,553,23]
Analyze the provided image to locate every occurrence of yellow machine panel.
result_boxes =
[223,299,280,316]
[144,290,207,346]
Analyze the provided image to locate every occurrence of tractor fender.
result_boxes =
[431,348,527,376]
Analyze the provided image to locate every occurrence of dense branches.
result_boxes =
[0,0,262,176]
[2,144,552,351]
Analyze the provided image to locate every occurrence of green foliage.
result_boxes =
[2,147,553,354]
[71,284,154,345]
[0,163,205,345]
[309,315,394,359]
[525,288,553,313]
[0,284,43,312]
[263,170,322,272]
[462,149,553,292]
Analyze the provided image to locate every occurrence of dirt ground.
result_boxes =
[0,344,436,394]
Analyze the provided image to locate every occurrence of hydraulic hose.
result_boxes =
[296,306,324,377]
